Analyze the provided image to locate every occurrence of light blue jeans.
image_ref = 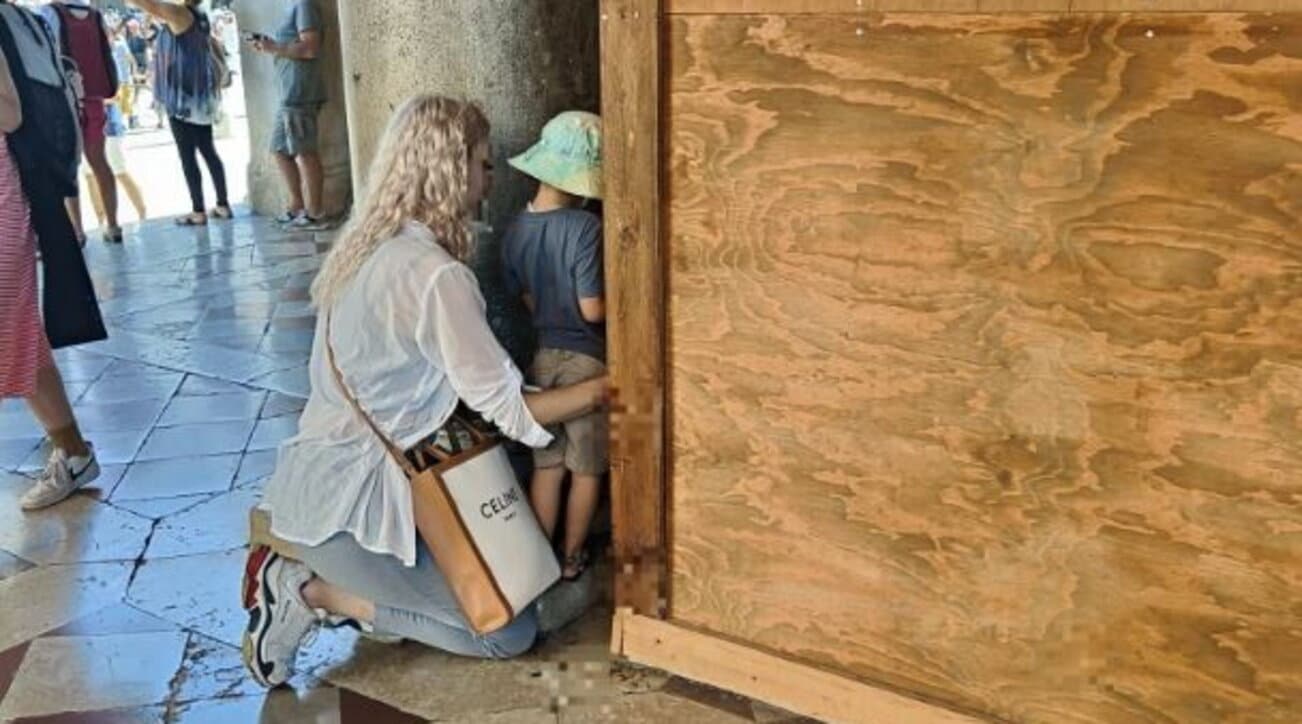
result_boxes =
[297,533,538,659]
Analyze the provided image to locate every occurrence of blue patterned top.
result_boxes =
[153,8,219,126]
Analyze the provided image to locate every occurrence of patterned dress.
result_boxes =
[0,135,50,397]
[152,8,220,126]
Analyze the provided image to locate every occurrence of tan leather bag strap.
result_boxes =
[324,314,420,478]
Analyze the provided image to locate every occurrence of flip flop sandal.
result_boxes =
[105,226,124,243]
[561,549,590,582]
[211,206,234,220]
[175,214,208,227]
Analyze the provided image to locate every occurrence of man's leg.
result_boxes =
[296,151,324,219]
[275,152,304,213]
[288,106,324,220]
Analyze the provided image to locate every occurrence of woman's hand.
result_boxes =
[524,376,611,427]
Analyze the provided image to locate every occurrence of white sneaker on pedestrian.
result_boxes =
[242,548,321,688]
[20,445,99,511]
[274,209,305,225]
[291,214,338,232]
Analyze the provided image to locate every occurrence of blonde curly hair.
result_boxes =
[311,96,491,308]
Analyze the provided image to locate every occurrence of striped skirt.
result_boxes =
[0,136,51,397]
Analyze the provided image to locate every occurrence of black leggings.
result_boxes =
[169,117,229,214]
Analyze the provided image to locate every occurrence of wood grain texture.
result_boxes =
[668,0,1302,13]
[602,0,670,618]
[665,12,1302,723]
[615,609,985,723]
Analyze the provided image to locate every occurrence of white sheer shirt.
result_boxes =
[261,222,552,566]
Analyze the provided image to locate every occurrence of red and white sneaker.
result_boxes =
[241,547,320,688]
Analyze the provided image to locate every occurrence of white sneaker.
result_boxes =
[20,445,99,511]
[242,548,321,688]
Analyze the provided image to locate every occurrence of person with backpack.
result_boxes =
[39,0,124,243]
[0,0,104,510]
[126,0,231,226]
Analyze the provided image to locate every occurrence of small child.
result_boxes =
[501,111,605,581]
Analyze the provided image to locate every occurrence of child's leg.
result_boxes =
[562,473,602,576]
[529,465,567,540]
[558,353,610,577]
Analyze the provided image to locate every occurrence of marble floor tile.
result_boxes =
[170,633,318,706]
[71,399,169,433]
[234,449,279,487]
[46,602,181,638]
[0,562,132,651]
[79,374,183,405]
[245,367,311,398]
[6,704,165,723]
[320,646,558,721]
[170,687,340,724]
[175,375,256,397]
[0,631,188,719]
[259,392,306,419]
[127,549,246,647]
[53,354,116,384]
[146,488,262,559]
[0,550,34,582]
[111,455,240,501]
[16,431,149,471]
[0,437,40,469]
[157,392,268,426]
[111,494,215,521]
[247,415,299,452]
[0,489,151,565]
[136,420,256,461]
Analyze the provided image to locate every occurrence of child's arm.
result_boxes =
[575,218,605,323]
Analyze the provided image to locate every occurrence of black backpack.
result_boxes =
[0,5,81,197]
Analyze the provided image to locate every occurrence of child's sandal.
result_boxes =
[561,549,590,582]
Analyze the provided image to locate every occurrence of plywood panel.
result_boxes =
[666,12,1302,723]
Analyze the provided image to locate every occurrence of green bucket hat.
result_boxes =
[509,111,603,200]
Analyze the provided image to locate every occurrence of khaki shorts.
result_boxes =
[271,104,322,156]
[530,348,608,475]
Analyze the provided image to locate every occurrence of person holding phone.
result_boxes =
[248,0,328,230]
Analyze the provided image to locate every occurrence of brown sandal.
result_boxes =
[561,549,590,582]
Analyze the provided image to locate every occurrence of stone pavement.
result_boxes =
[0,214,809,723]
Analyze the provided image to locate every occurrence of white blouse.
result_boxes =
[261,222,552,566]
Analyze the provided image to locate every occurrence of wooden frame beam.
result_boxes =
[614,609,985,723]
[602,0,669,619]
[666,0,1300,13]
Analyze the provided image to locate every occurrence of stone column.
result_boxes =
[231,0,352,217]
[338,0,600,363]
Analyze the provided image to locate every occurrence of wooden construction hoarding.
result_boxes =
[603,1,1302,722]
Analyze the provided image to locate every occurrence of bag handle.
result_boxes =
[324,314,420,478]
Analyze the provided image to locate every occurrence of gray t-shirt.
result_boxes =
[501,208,605,362]
[273,0,325,106]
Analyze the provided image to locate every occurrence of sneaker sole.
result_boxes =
[241,548,283,688]
[20,457,101,511]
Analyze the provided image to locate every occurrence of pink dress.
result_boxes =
[0,136,51,397]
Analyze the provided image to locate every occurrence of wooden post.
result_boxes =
[602,0,668,619]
